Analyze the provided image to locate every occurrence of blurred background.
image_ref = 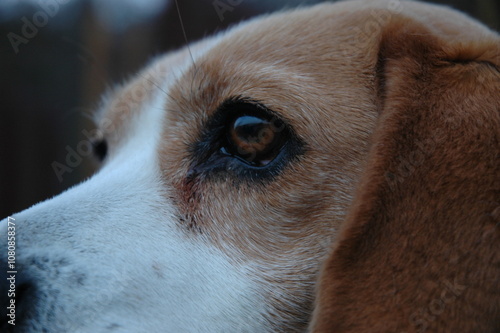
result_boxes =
[0,0,499,217]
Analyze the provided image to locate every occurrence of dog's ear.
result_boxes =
[310,5,500,333]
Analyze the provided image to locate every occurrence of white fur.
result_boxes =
[0,55,269,332]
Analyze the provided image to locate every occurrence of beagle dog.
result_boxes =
[1,0,499,332]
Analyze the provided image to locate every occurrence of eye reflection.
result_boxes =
[224,114,286,167]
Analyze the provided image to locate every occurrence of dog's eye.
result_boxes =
[191,99,304,180]
[222,115,286,167]
[92,138,108,162]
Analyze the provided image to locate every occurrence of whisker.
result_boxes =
[174,0,196,71]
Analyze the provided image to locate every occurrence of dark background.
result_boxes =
[1,0,499,217]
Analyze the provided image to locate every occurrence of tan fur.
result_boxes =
[309,1,500,332]
[95,0,499,331]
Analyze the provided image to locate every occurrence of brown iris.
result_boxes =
[224,115,286,166]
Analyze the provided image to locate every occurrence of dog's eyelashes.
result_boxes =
[92,138,108,162]
[222,115,287,167]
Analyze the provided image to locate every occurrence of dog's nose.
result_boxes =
[0,263,38,331]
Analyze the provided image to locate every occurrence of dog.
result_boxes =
[1,0,499,332]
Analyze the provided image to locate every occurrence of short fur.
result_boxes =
[1,1,498,332]
[310,2,500,332]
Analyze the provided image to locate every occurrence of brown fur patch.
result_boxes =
[158,4,382,329]
[310,2,500,332]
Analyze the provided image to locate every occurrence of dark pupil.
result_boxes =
[226,115,284,166]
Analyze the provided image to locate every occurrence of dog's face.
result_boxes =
[2,0,499,332]
[2,3,376,331]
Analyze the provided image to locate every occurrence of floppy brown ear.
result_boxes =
[310,4,500,333]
